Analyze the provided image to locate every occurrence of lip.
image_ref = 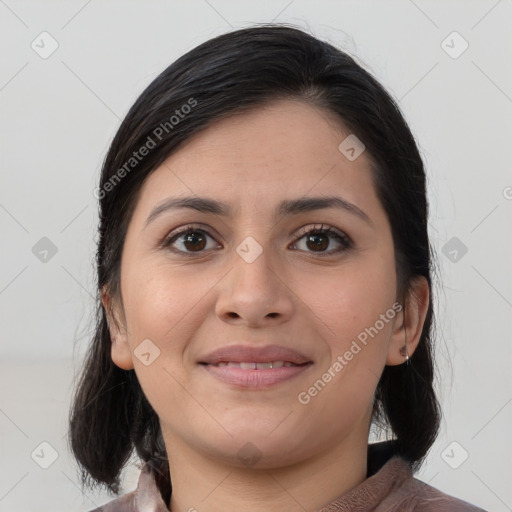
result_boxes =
[198,344,313,389]
[198,344,312,365]
[202,362,313,388]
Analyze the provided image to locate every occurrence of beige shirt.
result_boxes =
[90,455,486,511]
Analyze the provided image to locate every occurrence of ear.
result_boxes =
[101,286,134,370]
[386,276,430,366]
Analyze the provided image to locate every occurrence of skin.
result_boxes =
[102,99,429,512]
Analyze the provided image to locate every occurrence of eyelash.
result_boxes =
[161,223,353,257]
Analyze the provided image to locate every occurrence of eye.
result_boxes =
[291,224,352,255]
[161,223,352,257]
[162,225,221,255]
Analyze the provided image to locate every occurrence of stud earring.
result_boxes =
[399,345,410,365]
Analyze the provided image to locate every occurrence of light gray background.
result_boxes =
[1,1,511,511]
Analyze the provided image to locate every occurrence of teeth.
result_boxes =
[212,361,292,369]
[254,362,273,370]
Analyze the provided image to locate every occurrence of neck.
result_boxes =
[165,430,368,512]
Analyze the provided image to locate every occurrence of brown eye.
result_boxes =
[293,224,352,255]
[305,232,329,251]
[163,227,220,255]
[182,231,207,251]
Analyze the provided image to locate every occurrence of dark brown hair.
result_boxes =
[68,23,441,499]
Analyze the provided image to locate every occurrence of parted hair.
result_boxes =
[68,24,441,499]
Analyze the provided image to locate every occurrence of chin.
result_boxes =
[206,427,306,463]
[207,441,306,470]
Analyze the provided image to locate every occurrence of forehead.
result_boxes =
[134,99,380,220]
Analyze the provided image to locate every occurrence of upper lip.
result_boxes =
[199,344,312,365]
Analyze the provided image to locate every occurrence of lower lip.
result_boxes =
[201,363,313,388]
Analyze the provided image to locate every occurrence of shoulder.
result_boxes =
[367,444,487,512]
[88,490,137,512]
[396,474,488,512]
[87,463,170,512]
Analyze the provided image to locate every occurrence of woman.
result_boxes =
[69,24,486,511]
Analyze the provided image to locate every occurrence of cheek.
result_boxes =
[120,262,207,415]
[122,258,181,322]
[296,270,396,429]
[298,261,396,341]
[120,259,220,353]
[123,277,176,338]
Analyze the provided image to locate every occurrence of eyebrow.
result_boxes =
[145,195,372,227]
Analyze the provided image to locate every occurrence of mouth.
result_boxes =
[199,345,313,390]
[199,360,313,388]
[197,344,313,388]
[198,343,312,365]
[200,361,307,369]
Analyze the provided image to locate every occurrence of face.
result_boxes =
[106,99,422,469]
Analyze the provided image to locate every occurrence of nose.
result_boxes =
[215,240,295,328]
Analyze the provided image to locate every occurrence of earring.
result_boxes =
[399,345,410,365]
